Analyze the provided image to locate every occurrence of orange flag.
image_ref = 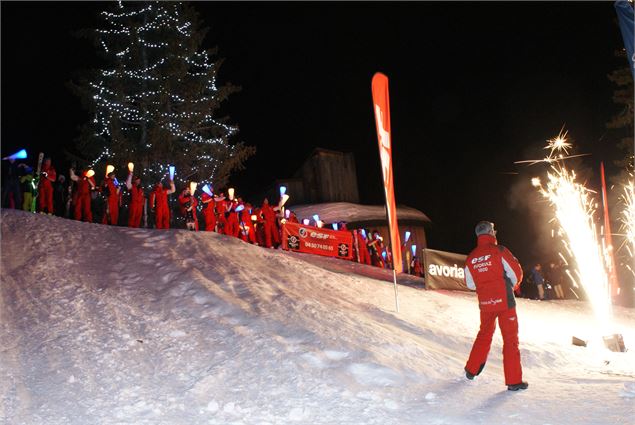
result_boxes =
[372,72,403,273]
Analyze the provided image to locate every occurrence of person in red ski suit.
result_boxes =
[287,211,299,224]
[214,192,228,234]
[239,203,257,244]
[355,230,372,265]
[260,198,280,248]
[201,192,217,232]
[464,221,527,391]
[150,179,175,229]
[178,186,199,231]
[70,168,95,222]
[225,199,240,237]
[102,172,121,225]
[38,158,57,214]
[126,174,145,228]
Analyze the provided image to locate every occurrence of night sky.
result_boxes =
[1,2,630,266]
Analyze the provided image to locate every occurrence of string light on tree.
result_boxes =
[77,1,254,188]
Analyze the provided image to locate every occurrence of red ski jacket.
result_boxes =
[464,234,523,312]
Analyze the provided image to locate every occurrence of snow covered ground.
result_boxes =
[1,209,633,425]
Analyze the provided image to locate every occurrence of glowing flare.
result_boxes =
[332,223,339,231]
[279,186,287,196]
[251,215,257,221]
[106,165,115,175]
[404,231,411,242]
[169,165,175,181]
[313,214,320,223]
[285,209,291,219]
[189,181,197,194]
[228,188,235,200]
[316,220,324,228]
[202,184,213,197]
[3,149,27,160]
[235,205,245,212]
[113,177,120,186]
[411,244,417,256]
[531,177,541,187]
[127,162,134,173]
[303,219,310,225]
[534,163,612,332]
[86,169,95,178]
[361,229,367,238]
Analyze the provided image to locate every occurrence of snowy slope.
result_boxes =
[1,209,634,425]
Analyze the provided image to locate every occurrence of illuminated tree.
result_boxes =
[74,1,254,187]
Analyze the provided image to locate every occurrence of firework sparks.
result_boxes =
[531,131,613,334]
[514,129,590,166]
[619,180,635,275]
[545,129,572,158]
[535,167,612,331]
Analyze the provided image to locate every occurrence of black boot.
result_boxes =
[465,368,475,380]
[507,382,528,391]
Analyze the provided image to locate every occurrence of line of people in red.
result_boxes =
[6,157,422,275]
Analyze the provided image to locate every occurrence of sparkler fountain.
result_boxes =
[528,131,625,352]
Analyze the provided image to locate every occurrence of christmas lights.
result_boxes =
[79,1,254,189]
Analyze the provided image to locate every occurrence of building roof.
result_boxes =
[288,202,431,224]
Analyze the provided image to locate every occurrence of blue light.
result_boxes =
[382,251,387,259]
[332,223,338,231]
[279,186,287,196]
[361,229,367,238]
[169,165,176,181]
[312,214,320,222]
[411,245,417,256]
[235,205,245,212]
[202,184,213,196]
[404,231,411,242]
[4,149,27,160]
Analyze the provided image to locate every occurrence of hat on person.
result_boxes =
[475,221,496,236]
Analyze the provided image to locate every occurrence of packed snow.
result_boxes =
[1,209,633,425]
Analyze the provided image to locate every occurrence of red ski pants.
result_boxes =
[128,203,143,228]
[465,307,522,385]
[39,182,54,214]
[204,211,216,232]
[155,207,170,229]
[263,220,279,248]
[74,194,92,222]
[108,196,119,225]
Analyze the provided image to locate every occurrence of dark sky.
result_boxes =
[1,1,630,265]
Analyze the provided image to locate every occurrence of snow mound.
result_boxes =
[1,209,634,425]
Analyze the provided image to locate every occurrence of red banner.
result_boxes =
[281,222,354,260]
[371,72,403,273]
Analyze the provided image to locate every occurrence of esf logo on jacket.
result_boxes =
[428,263,465,279]
[471,255,492,273]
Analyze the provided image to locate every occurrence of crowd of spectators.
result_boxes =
[2,155,423,277]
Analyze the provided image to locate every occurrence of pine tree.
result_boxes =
[74,1,254,188]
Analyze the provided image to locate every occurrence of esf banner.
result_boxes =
[423,248,468,291]
[282,222,353,260]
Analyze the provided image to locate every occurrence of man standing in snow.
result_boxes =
[464,221,528,391]
[531,263,546,300]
